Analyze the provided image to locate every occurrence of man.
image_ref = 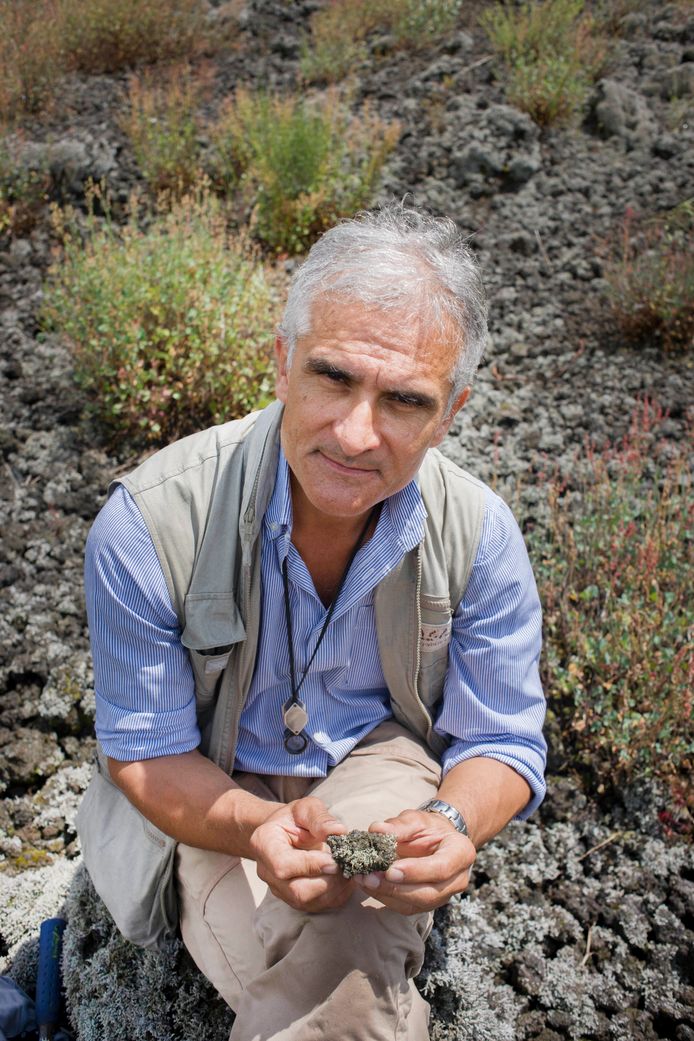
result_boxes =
[79,204,546,1041]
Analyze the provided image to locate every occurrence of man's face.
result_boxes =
[275,296,470,523]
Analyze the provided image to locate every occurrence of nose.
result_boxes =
[334,399,381,457]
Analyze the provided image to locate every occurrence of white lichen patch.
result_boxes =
[536,947,600,1039]
[33,762,93,833]
[0,857,78,971]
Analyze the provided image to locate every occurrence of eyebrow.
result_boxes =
[305,357,438,410]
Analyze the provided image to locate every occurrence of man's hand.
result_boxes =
[250,796,354,913]
[355,809,476,915]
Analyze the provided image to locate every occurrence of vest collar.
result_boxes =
[239,400,284,554]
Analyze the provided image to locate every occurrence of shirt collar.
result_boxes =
[263,448,427,553]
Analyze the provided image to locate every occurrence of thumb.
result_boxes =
[292,797,347,840]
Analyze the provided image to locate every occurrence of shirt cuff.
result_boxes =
[441,739,547,820]
[95,691,201,761]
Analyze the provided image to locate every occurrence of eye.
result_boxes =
[389,393,428,409]
[316,365,350,385]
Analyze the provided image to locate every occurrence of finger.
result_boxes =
[258,835,336,882]
[369,809,434,841]
[369,824,444,863]
[357,874,461,914]
[273,875,354,912]
[292,797,347,842]
[372,887,453,915]
[384,842,474,886]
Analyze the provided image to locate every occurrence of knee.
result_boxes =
[255,892,430,981]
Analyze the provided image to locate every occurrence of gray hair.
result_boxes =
[278,203,488,405]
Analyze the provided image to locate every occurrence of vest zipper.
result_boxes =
[221,424,272,775]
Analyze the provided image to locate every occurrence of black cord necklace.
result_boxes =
[281,505,378,754]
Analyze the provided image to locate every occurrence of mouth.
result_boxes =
[317,451,379,477]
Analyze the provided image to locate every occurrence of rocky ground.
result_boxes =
[0,1,692,1038]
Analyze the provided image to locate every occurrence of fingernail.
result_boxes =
[321,863,338,875]
[363,873,380,889]
[385,867,404,883]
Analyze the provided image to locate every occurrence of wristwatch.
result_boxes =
[419,798,469,836]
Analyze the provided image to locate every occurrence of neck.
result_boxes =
[288,473,380,605]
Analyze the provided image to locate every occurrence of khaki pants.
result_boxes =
[175,721,442,1041]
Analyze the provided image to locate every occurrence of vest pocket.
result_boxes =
[187,648,233,710]
[181,594,246,711]
[418,598,452,708]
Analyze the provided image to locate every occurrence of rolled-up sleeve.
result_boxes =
[435,489,547,818]
[84,484,200,760]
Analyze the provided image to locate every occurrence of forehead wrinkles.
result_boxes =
[305,298,452,362]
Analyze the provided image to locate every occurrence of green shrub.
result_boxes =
[0,135,51,240]
[529,402,693,801]
[122,66,208,196]
[42,191,279,445]
[300,3,371,84]
[602,203,693,352]
[209,89,399,254]
[481,0,604,126]
[300,0,463,83]
[0,0,64,119]
[386,0,464,46]
[58,0,207,75]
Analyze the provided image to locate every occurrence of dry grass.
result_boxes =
[0,0,210,120]
[122,65,212,196]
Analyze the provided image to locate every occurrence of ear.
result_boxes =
[275,335,290,403]
[431,386,470,446]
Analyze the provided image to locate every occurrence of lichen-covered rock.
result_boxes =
[327,831,398,878]
[62,866,233,1041]
[417,819,694,1041]
[0,857,76,970]
[587,79,657,148]
[0,726,64,791]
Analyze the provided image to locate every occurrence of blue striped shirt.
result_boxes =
[84,451,547,817]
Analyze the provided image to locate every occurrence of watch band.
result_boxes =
[418,798,469,836]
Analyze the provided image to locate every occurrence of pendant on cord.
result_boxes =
[280,504,378,758]
[282,697,309,755]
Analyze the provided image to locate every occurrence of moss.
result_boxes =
[327,830,397,879]
[13,847,54,871]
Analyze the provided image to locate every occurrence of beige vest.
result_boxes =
[77,399,486,948]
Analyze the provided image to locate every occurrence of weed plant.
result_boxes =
[0,0,208,119]
[0,135,51,240]
[300,4,372,84]
[123,66,209,196]
[481,0,604,126]
[58,0,206,75]
[388,0,465,46]
[209,89,399,254]
[0,0,63,119]
[602,203,693,352]
[300,0,463,83]
[42,191,278,445]
[529,402,693,803]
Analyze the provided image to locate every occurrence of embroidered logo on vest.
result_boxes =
[420,620,452,652]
